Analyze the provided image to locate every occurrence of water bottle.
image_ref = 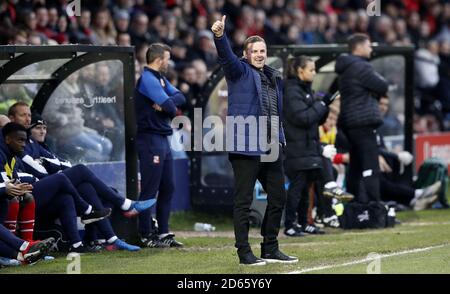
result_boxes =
[194,222,216,232]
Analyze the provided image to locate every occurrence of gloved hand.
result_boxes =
[397,151,413,166]
[321,93,333,105]
[322,144,337,159]
[317,91,339,106]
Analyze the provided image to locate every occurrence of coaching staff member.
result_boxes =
[335,33,389,203]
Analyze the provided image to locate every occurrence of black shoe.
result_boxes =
[302,224,325,234]
[140,234,170,248]
[323,186,354,201]
[261,249,298,264]
[81,208,112,224]
[158,233,184,248]
[69,243,102,253]
[239,251,267,266]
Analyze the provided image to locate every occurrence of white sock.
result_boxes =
[17,252,24,261]
[107,236,118,244]
[415,189,424,198]
[72,241,82,248]
[20,241,29,251]
[121,199,132,211]
[325,181,338,189]
[84,205,92,215]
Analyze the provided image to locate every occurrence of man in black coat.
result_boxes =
[335,33,389,203]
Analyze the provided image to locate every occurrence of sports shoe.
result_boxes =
[261,249,298,264]
[239,251,267,266]
[413,194,439,211]
[159,233,184,248]
[105,239,141,251]
[416,181,442,200]
[323,186,354,201]
[86,240,104,252]
[322,215,340,228]
[302,224,325,234]
[22,237,54,265]
[81,208,112,224]
[314,216,325,228]
[284,224,306,237]
[140,234,170,248]
[123,199,157,218]
[69,243,102,253]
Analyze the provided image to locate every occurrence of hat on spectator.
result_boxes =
[29,113,47,130]
[114,9,130,21]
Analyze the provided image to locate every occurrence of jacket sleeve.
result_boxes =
[213,34,247,81]
[358,63,389,97]
[284,89,328,128]
[0,156,7,198]
[164,78,187,107]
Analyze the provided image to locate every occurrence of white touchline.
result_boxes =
[287,243,449,274]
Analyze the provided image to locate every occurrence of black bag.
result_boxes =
[339,201,394,229]
[414,158,449,208]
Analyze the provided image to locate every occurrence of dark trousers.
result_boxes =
[285,168,322,228]
[315,158,336,218]
[229,153,286,256]
[344,127,381,203]
[136,133,174,236]
[0,223,24,259]
[63,164,125,208]
[76,182,115,242]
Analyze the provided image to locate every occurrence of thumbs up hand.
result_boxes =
[211,15,226,38]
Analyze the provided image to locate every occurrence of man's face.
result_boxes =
[159,51,171,73]
[6,131,27,155]
[379,97,389,116]
[30,124,47,143]
[243,41,267,69]
[10,106,31,128]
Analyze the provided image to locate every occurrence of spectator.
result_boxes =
[134,43,186,248]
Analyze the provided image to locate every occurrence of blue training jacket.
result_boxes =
[213,34,285,155]
[0,137,37,199]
